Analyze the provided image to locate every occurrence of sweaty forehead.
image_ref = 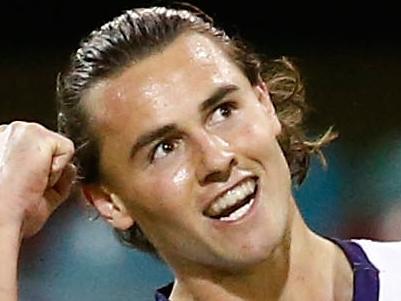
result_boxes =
[83,33,244,133]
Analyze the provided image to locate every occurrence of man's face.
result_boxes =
[84,33,293,272]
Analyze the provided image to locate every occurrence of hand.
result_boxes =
[0,122,76,238]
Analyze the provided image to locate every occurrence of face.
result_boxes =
[84,33,293,273]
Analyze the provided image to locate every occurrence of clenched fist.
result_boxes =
[0,121,76,238]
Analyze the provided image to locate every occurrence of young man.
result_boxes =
[0,5,400,301]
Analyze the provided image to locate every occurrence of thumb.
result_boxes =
[48,137,75,187]
[45,163,77,213]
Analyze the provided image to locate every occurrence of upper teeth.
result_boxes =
[208,179,256,216]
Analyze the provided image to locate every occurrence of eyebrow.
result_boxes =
[130,124,179,159]
[199,84,239,113]
[130,84,240,159]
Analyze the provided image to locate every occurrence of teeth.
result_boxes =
[208,179,256,216]
[220,198,255,221]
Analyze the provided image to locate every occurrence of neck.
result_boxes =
[169,202,353,301]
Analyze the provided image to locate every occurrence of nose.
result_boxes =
[195,132,236,185]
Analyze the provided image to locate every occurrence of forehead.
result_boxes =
[83,33,247,133]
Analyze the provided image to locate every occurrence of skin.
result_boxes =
[0,122,75,301]
[82,33,354,300]
[0,29,353,301]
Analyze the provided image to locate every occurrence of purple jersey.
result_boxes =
[155,238,401,300]
[350,239,401,301]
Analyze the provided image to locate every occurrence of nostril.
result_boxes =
[203,170,229,184]
[200,158,237,185]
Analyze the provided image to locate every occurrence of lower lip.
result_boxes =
[210,180,260,226]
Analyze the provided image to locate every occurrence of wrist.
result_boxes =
[0,222,23,245]
[0,193,27,237]
[0,207,24,243]
[0,217,23,301]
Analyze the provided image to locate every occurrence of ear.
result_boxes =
[82,185,134,230]
[253,81,282,136]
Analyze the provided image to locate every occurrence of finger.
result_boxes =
[45,163,77,212]
[48,134,75,184]
[0,124,7,132]
[48,169,63,188]
[54,163,77,201]
[49,127,74,153]
[0,124,9,138]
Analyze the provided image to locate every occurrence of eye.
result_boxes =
[209,102,236,125]
[150,139,179,162]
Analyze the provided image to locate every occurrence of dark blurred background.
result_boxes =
[1,1,400,300]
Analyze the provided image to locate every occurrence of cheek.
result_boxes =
[229,113,277,156]
[172,167,191,186]
[145,164,193,208]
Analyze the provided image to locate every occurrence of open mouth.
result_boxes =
[203,177,258,222]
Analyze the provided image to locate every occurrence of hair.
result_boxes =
[56,4,336,257]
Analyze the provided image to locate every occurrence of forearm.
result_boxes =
[0,223,22,301]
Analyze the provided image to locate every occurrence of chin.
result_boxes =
[209,235,284,273]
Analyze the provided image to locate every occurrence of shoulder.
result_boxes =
[353,239,401,301]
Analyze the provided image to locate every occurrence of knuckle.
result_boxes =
[27,123,47,134]
[10,121,45,136]
[65,136,75,151]
[59,134,75,154]
[8,120,24,130]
